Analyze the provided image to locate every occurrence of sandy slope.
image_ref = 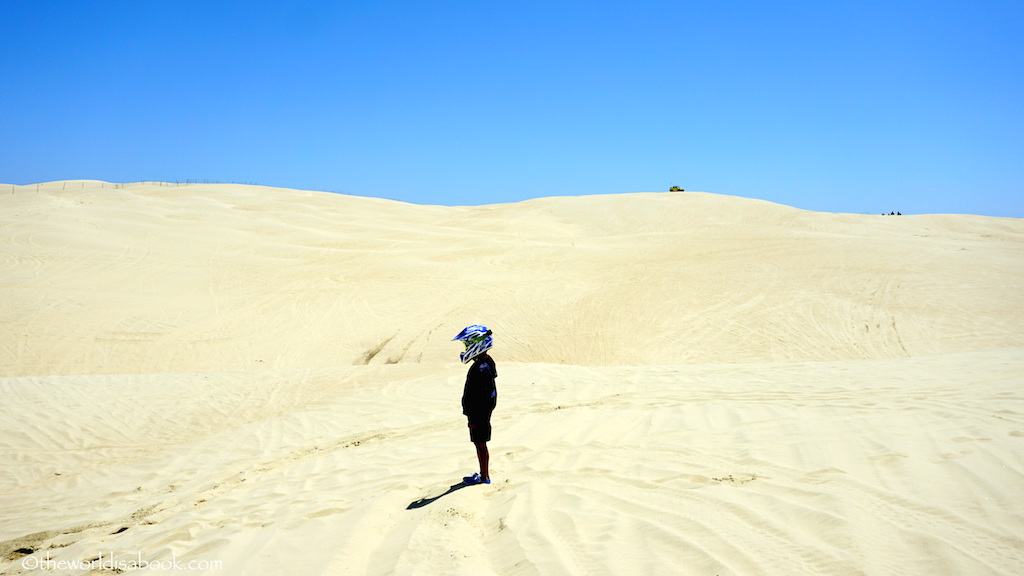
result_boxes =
[1,181,1022,575]
[2,181,1022,374]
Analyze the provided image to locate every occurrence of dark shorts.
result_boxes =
[467,414,492,443]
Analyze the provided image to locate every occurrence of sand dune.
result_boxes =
[2,182,1021,374]
[1,181,1022,575]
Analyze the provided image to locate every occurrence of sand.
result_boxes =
[1,181,1022,575]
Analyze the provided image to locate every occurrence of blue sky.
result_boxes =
[2,1,1021,216]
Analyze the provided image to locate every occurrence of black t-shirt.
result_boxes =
[462,354,497,418]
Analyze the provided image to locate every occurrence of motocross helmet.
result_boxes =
[453,325,493,364]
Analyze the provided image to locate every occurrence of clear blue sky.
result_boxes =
[2,0,1021,216]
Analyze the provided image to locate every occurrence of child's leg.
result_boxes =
[475,441,489,481]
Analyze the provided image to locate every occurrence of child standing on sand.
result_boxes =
[453,325,497,485]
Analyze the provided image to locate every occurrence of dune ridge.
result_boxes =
[1,181,1022,575]
[2,181,1021,375]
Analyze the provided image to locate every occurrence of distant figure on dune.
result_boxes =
[453,325,498,485]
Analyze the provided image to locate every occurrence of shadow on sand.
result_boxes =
[406,482,471,509]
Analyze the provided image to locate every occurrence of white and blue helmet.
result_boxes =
[453,325,493,364]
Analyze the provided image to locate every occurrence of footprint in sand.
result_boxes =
[868,452,909,464]
[800,468,846,484]
[306,508,346,519]
[711,473,758,486]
